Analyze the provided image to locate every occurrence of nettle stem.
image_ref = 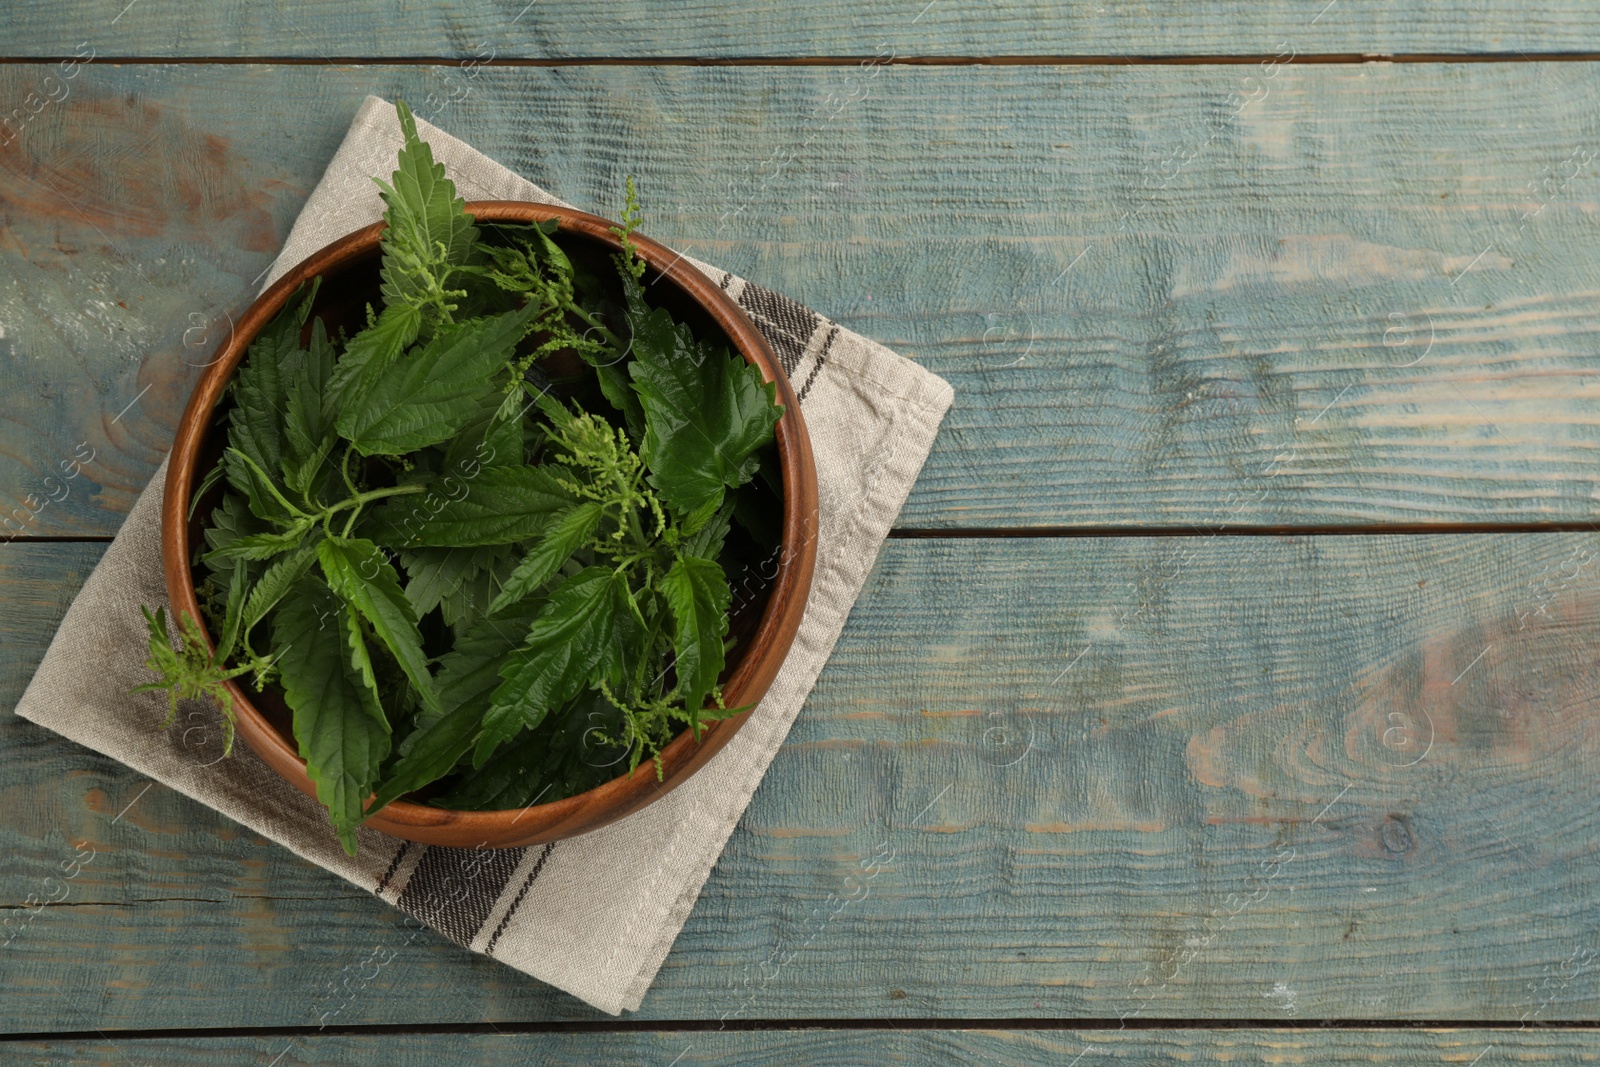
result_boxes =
[326,482,427,537]
[566,300,623,352]
[633,604,668,701]
[625,500,651,550]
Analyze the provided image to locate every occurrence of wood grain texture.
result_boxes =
[0,542,102,710]
[7,1028,1600,1066]
[0,1,1597,58]
[4,63,1600,535]
[6,533,1600,1029]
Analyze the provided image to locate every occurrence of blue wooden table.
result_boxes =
[5,4,1600,1063]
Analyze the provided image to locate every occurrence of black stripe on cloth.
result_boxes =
[396,845,526,947]
[797,324,839,403]
[486,843,557,955]
[375,841,412,895]
[738,281,823,379]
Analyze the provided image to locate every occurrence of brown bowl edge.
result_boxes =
[161,201,820,849]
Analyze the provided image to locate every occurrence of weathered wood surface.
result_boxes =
[0,542,101,712]
[5,63,1600,535]
[5,533,1600,1030]
[0,2,1598,58]
[7,1028,1600,1066]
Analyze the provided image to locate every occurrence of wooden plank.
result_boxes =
[0,542,102,710]
[0,2,1598,59]
[5,63,1600,535]
[5,532,1600,1029]
[7,1028,1600,1066]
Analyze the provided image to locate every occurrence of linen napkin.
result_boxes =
[13,95,953,1015]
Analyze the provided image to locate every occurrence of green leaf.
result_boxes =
[680,493,736,562]
[325,301,422,411]
[132,606,183,717]
[370,605,537,813]
[339,605,384,719]
[488,500,604,614]
[282,318,339,496]
[227,279,318,484]
[214,560,250,663]
[660,554,731,713]
[222,447,304,525]
[590,273,648,438]
[441,386,527,474]
[202,492,268,587]
[369,706,477,814]
[228,336,288,481]
[373,100,481,323]
[317,537,440,714]
[433,688,631,811]
[240,540,319,642]
[432,725,550,811]
[398,544,513,624]
[203,524,309,563]
[273,579,392,855]
[478,566,616,766]
[626,290,783,515]
[362,464,573,547]
[336,304,535,456]
[188,459,225,521]
[597,570,646,692]
[594,359,646,441]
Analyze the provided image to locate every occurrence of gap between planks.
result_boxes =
[1,52,1600,66]
[6,1019,1600,1043]
[11,520,1600,548]
[886,520,1600,539]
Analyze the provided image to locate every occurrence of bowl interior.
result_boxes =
[172,203,815,847]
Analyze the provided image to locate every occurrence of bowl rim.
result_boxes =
[161,200,819,850]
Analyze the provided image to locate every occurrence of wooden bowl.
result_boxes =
[162,202,819,850]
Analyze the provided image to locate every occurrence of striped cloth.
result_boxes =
[14,96,953,1015]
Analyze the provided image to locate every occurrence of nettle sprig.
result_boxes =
[136,100,783,855]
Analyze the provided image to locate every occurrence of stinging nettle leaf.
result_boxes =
[326,301,422,411]
[336,303,536,456]
[680,494,736,563]
[273,578,392,856]
[222,447,302,525]
[442,386,528,474]
[660,554,732,714]
[282,318,340,496]
[477,567,617,766]
[362,464,573,547]
[370,604,538,814]
[189,460,226,521]
[374,100,481,322]
[317,537,441,714]
[227,278,320,485]
[240,540,319,640]
[433,728,548,810]
[431,720,568,811]
[399,544,512,621]
[338,601,385,722]
[203,524,310,564]
[228,331,288,481]
[625,292,783,516]
[214,556,251,664]
[488,500,605,615]
[202,492,267,588]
